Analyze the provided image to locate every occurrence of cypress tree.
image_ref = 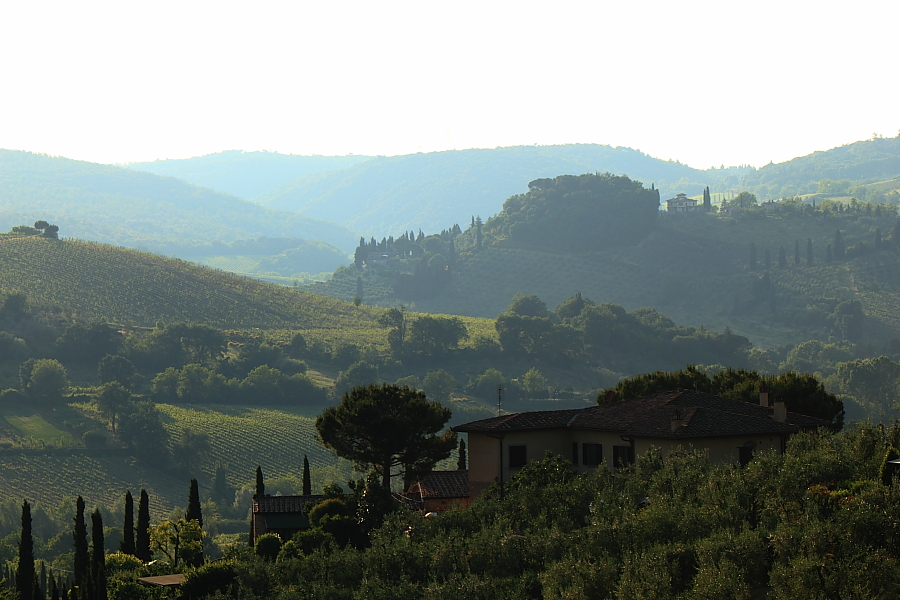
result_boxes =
[119,491,134,556]
[475,216,483,249]
[187,479,202,527]
[51,575,59,600]
[73,497,89,589]
[794,240,800,266]
[135,490,150,563]
[807,238,813,266]
[90,509,106,600]
[31,573,41,600]
[778,246,786,268]
[255,466,265,497]
[457,439,467,470]
[212,463,230,505]
[302,455,311,496]
[834,229,845,258]
[18,500,35,600]
[185,479,204,568]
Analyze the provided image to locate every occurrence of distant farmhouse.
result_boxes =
[666,193,699,213]
[454,389,829,499]
[251,494,322,545]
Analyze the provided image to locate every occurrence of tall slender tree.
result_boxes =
[457,439,467,470]
[302,455,312,496]
[18,500,35,600]
[90,510,106,600]
[73,497,89,589]
[119,491,135,556]
[185,479,204,567]
[255,466,265,497]
[834,229,845,258]
[135,490,150,562]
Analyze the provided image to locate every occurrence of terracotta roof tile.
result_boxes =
[454,390,831,439]
[253,495,323,514]
[407,470,469,499]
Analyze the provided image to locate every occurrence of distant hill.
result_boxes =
[742,135,900,199]
[254,144,750,237]
[309,199,900,349]
[0,235,378,331]
[0,149,359,252]
[127,150,372,199]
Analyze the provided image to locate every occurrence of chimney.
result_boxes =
[670,408,682,432]
[774,400,786,423]
[759,383,769,408]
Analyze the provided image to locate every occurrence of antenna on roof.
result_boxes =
[498,386,505,416]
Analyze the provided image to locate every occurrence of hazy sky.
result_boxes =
[1,0,896,169]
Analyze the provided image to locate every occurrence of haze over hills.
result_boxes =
[127,150,373,199]
[251,144,750,236]
[0,149,359,253]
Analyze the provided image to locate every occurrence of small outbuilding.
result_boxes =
[251,494,323,545]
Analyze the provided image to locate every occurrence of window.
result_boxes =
[582,443,602,466]
[613,445,633,468]
[572,442,579,465]
[509,445,527,469]
[738,445,754,467]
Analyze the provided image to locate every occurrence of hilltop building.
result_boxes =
[666,193,699,212]
[454,389,830,499]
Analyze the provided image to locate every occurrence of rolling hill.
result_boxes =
[0,149,359,252]
[308,200,900,350]
[127,150,372,200]
[252,144,750,237]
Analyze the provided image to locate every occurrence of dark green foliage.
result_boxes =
[406,315,467,356]
[749,242,757,270]
[490,173,660,253]
[333,361,380,398]
[179,560,238,599]
[17,500,34,600]
[116,401,168,462]
[20,358,68,401]
[0,291,29,320]
[73,497,89,586]
[458,439,467,470]
[173,430,210,475]
[316,383,456,489]
[881,447,900,485]
[55,321,121,365]
[778,245,786,267]
[119,491,134,556]
[185,479,204,567]
[213,463,232,505]
[601,366,844,425]
[256,466,265,497]
[834,229,845,259]
[302,455,312,496]
[255,533,282,561]
[806,237,813,266]
[97,355,137,390]
[90,509,106,600]
[794,239,801,266]
[135,490,150,562]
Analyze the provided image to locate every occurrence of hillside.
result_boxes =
[127,150,372,199]
[0,149,358,252]
[0,401,358,515]
[742,134,900,199]
[309,202,900,349]
[254,144,749,237]
[0,235,381,334]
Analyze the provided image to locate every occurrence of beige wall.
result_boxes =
[633,434,784,463]
[467,429,787,498]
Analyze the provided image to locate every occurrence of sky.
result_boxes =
[0,0,897,170]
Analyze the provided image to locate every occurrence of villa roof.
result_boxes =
[252,495,323,514]
[408,470,469,499]
[454,390,830,440]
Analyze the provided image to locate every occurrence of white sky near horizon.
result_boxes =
[0,0,897,170]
